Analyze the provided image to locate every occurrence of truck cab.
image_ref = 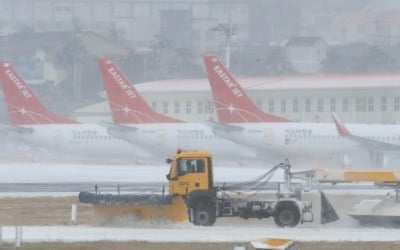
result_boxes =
[166,150,217,226]
[166,150,214,195]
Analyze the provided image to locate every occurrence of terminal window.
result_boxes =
[207,101,215,113]
[256,99,263,109]
[394,97,400,111]
[174,101,180,114]
[268,100,274,113]
[281,99,286,113]
[305,99,311,112]
[330,99,336,112]
[292,99,298,112]
[381,97,387,111]
[198,101,203,114]
[151,101,157,111]
[186,101,191,114]
[342,98,349,112]
[317,99,324,112]
[356,98,366,112]
[368,98,374,112]
[163,101,169,114]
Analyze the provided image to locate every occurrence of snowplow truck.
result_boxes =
[79,150,338,227]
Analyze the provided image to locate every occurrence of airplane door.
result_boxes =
[53,129,62,147]
[264,128,274,148]
[156,128,167,151]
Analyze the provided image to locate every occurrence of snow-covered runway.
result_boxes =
[0,162,274,183]
[1,226,400,243]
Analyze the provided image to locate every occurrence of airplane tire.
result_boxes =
[274,202,300,227]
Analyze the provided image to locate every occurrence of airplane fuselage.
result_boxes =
[20,124,151,159]
[221,122,400,160]
[110,123,258,160]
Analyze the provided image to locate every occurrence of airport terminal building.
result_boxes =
[73,74,400,124]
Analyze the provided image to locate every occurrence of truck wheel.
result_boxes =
[193,202,216,226]
[274,202,300,227]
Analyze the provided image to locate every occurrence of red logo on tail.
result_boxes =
[99,59,183,124]
[0,62,76,125]
[203,55,290,123]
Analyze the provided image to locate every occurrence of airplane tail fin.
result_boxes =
[0,62,76,125]
[203,55,290,123]
[99,59,182,124]
[332,113,351,137]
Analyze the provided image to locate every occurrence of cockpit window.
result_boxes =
[177,158,205,176]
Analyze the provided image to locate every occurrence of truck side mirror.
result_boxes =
[166,158,173,164]
[166,174,178,181]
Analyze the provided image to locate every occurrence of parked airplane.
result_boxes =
[0,61,150,160]
[203,55,400,167]
[98,58,257,160]
[332,113,399,167]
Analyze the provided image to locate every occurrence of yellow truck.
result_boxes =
[79,150,338,227]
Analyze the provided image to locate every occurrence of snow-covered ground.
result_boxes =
[0,162,280,183]
[0,161,398,244]
[1,226,400,243]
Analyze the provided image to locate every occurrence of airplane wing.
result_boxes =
[0,123,34,137]
[100,122,138,139]
[332,113,400,151]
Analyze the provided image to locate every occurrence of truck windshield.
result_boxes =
[177,158,205,176]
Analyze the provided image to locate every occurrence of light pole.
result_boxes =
[211,2,237,69]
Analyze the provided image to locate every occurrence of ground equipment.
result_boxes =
[250,238,298,250]
[316,169,400,224]
[79,150,338,227]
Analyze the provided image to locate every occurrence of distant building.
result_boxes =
[325,10,400,47]
[73,74,400,124]
[0,31,128,99]
[285,37,328,74]
[0,0,250,57]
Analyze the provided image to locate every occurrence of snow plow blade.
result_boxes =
[79,191,173,205]
[320,190,339,224]
[79,191,188,223]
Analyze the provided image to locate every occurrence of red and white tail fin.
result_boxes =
[0,62,76,125]
[99,59,183,124]
[203,55,290,123]
[332,113,351,137]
